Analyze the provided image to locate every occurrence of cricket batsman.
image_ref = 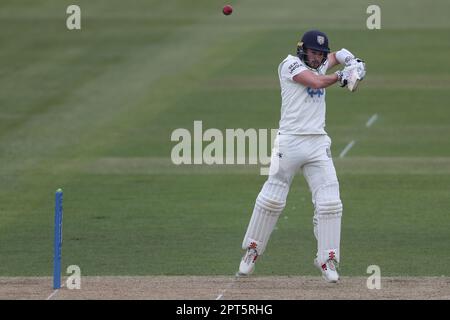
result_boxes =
[238,30,366,282]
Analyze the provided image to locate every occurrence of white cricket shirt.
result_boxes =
[277,54,329,135]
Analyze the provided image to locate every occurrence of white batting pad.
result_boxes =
[242,179,288,255]
[314,182,343,264]
[317,205,342,264]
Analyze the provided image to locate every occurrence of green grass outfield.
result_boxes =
[0,0,449,277]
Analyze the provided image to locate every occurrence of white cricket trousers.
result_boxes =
[242,133,342,262]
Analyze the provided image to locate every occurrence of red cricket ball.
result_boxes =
[223,5,233,16]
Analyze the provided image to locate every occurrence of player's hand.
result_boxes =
[336,61,366,86]
[347,57,364,65]
[348,58,366,80]
[335,69,350,87]
[338,62,367,92]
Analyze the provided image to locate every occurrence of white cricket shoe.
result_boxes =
[314,258,339,283]
[237,247,259,276]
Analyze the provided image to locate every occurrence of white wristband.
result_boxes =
[336,48,355,66]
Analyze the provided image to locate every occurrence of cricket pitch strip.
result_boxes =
[1,276,449,300]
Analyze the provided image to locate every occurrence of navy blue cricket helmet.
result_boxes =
[297,30,330,69]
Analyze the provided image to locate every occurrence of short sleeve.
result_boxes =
[280,58,308,81]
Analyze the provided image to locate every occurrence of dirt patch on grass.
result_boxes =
[1,276,449,300]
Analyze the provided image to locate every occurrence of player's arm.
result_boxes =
[334,48,365,68]
[326,52,340,69]
[293,49,366,89]
[328,49,363,69]
[293,71,339,89]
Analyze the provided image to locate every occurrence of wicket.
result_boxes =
[53,188,63,289]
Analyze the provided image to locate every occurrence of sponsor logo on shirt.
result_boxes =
[288,61,300,74]
[307,87,324,98]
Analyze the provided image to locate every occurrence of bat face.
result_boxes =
[347,69,361,92]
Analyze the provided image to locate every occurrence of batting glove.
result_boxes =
[349,58,366,79]
[335,70,349,87]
